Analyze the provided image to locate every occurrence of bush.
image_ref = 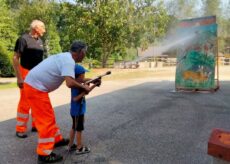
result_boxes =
[92,59,102,68]
[0,45,14,77]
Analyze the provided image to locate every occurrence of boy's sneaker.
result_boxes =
[54,138,69,148]
[38,152,63,163]
[75,146,90,155]
[66,144,77,151]
[16,132,28,138]
[31,127,37,132]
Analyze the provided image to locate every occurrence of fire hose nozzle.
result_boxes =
[85,71,111,84]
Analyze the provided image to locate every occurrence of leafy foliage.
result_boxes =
[0,45,14,77]
[0,0,18,53]
[58,0,170,67]
[0,0,17,76]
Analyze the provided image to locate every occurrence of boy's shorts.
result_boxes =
[71,115,84,131]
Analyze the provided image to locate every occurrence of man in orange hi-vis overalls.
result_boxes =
[12,20,46,138]
[24,41,93,163]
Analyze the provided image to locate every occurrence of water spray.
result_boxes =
[125,32,197,65]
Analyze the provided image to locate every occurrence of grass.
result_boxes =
[85,68,175,81]
[0,82,17,90]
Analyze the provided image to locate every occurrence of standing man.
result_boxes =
[24,41,92,163]
[13,20,46,138]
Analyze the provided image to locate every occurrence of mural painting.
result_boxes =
[175,16,217,90]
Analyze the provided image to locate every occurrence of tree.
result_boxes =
[92,0,130,67]
[0,0,18,53]
[127,0,171,57]
[165,0,199,19]
[0,0,17,76]
[59,0,171,67]
[5,0,29,9]
[59,0,131,67]
[202,0,221,16]
[44,22,62,56]
[202,0,230,53]
[0,45,14,77]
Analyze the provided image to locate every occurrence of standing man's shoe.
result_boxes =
[16,132,28,138]
[31,127,37,132]
[54,138,69,148]
[38,152,63,163]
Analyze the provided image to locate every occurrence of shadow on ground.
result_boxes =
[1,81,230,164]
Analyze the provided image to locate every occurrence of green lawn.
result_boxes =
[85,68,175,81]
[0,82,17,90]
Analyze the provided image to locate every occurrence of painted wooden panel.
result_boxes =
[175,16,217,90]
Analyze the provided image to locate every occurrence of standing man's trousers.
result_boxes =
[16,65,35,133]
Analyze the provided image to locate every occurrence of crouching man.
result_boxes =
[24,41,91,163]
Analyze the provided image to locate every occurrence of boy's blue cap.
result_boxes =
[74,64,89,75]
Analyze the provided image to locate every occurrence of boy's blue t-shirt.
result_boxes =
[70,89,86,116]
[70,64,87,116]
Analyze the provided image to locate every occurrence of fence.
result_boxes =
[114,58,177,69]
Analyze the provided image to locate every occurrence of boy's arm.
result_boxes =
[72,92,85,102]
[72,83,99,102]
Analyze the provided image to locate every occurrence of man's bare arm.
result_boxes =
[64,76,90,93]
[12,52,23,88]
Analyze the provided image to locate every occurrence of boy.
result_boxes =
[68,64,99,154]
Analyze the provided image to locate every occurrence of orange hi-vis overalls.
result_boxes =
[24,83,63,155]
[16,65,35,133]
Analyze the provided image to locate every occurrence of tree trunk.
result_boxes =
[102,53,108,68]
